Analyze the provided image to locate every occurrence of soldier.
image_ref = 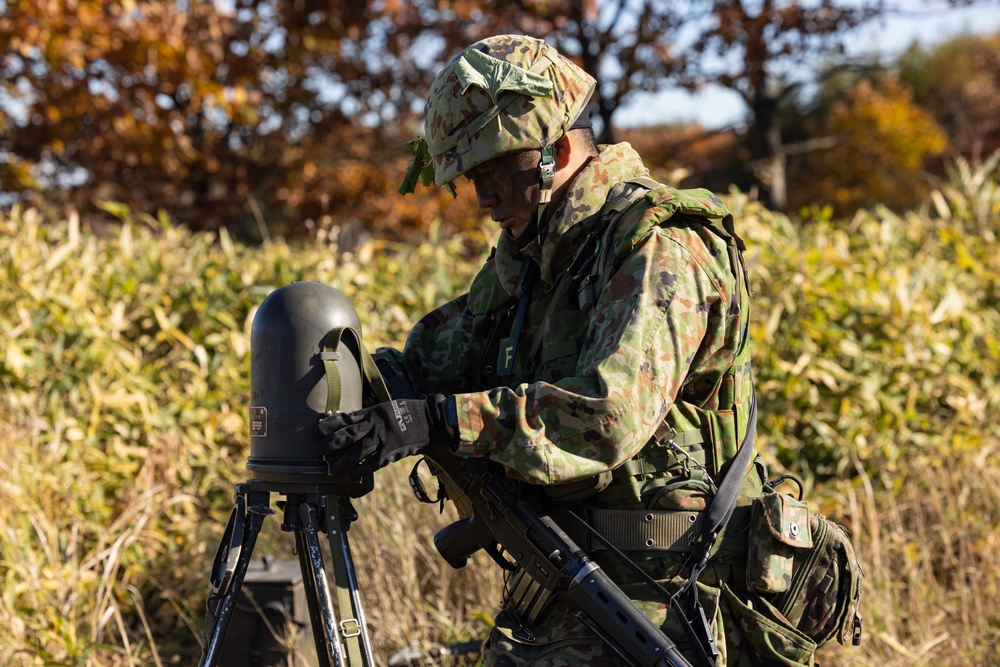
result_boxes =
[319,35,770,666]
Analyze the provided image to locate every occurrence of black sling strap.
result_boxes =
[669,387,758,666]
[558,386,758,667]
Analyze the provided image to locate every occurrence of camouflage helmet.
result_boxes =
[399,35,596,195]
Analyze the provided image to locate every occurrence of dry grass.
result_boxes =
[812,441,1000,666]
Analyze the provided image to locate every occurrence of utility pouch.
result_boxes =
[746,492,864,649]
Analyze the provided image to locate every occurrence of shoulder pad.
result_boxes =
[606,184,731,259]
[646,186,730,220]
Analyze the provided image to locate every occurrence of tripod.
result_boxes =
[199,280,398,666]
[200,477,375,667]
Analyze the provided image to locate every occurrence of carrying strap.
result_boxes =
[587,177,659,298]
[604,176,661,219]
[498,260,535,379]
[653,424,706,449]
[319,327,394,665]
[321,326,392,411]
[689,389,757,569]
[519,178,656,371]
[556,386,758,667]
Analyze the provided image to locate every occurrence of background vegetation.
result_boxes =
[2,0,999,238]
[1,150,999,665]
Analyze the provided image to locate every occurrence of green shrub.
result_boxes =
[0,207,491,665]
[741,191,1000,481]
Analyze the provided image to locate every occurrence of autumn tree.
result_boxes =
[0,0,485,238]
[5,0,984,236]
[686,0,883,209]
[439,0,688,144]
[449,0,884,209]
[787,76,947,214]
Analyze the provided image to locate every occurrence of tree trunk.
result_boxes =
[768,120,787,211]
[597,97,616,145]
[751,93,787,210]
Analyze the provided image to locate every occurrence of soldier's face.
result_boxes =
[467,150,540,238]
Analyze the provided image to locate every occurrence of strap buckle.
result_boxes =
[408,458,446,513]
[340,618,362,638]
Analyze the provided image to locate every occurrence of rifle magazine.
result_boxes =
[502,567,558,635]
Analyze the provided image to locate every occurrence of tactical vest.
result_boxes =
[474,178,758,519]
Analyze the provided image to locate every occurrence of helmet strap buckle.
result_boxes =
[535,145,557,234]
[537,146,556,202]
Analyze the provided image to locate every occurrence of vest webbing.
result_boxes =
[574,178,756,512]
[583,505,751,553]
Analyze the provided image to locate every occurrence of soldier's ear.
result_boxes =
[553,134,573,170]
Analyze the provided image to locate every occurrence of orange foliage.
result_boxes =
[0,0,482,240]
[788,77,948,215]
[305,144,486,241]
[0,0,991,238]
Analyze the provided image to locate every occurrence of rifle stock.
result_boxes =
[424,447,694,667]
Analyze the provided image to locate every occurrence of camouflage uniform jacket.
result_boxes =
[377,142,755,499]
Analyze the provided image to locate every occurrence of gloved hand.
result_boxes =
[317,396,456,474]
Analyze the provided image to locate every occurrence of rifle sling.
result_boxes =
[561,388,757,667]
[350,303,753,667]
[671,388,758,667]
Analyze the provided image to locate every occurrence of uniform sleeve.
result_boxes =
[374,250,510,398]
[373,292,482,397]
[452,225,734,484]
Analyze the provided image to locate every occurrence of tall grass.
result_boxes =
[1,156,998,666]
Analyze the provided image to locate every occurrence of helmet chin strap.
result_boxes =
[534,145,556,245]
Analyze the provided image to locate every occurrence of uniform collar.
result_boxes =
[493,143,649,293]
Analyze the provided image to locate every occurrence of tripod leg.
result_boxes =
[200,489,271,667]
[326,496,376,666]
[297,501,345,667]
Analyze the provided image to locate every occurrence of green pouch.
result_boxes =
[721,583,817,666]
[747,492,813,593]
[746,492,864,647]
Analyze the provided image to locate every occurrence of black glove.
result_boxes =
[317,396,456,474]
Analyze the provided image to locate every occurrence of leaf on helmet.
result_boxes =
[399,136,433,195]
[399,137,455,197]
[454,48,553,105]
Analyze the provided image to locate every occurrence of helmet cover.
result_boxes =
[399,35,596,194]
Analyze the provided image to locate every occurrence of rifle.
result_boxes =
[421,447,694,667]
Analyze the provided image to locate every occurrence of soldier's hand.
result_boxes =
[317,396,456,474]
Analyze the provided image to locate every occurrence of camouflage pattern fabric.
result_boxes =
[745,491,863,655]
[374,142,776,665]
[419,34,596,189]
[382,143,751,485]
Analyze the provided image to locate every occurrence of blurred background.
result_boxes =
[2,1,1000,666]
[2,0,999,242]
